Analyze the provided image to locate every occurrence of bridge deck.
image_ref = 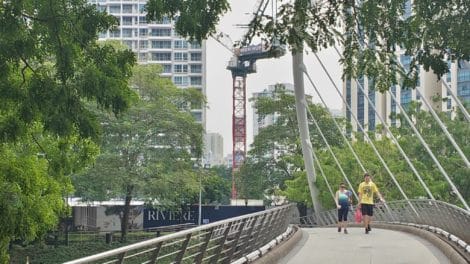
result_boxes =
[279,227,451,264]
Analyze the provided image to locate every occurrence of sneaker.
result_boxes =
[367,225,371,231]
[338,227,341,232]
[344,229,348,234]
[365,228,369,234]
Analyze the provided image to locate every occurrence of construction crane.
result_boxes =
[212,0,285,200]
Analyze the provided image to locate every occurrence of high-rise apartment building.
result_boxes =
[203,133,224,167]
[88,0,206,128]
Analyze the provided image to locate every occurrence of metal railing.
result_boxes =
[64,204,294,264]
[299,199,470,243]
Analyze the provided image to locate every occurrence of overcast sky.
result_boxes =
[205,0,343,156]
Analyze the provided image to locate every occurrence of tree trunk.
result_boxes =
[120,185,133,243]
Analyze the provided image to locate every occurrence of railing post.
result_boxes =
[174,234,192,264]
[224,219,247,263]
[117,252,126,264]
[194,227,214,264]
[210,222,233,264]
[254,211,276,249]
[233,216,257,259]
[245,214,266,253]
[148,242,163,264]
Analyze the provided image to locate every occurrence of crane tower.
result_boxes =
[213,0,285,199]
[227,43,285,199]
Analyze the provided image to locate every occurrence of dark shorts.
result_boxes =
[338,205,349,221]
[361,204,374,216]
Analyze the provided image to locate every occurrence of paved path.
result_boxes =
[279,227,451,264]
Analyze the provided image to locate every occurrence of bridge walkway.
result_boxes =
[279,227,451,264]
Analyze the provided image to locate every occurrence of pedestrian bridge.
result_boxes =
[64,200,469,264]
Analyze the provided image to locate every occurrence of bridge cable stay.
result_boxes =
[414,81,470,168]
[301,94,396,221]
[442,79,470,122]
[323,48,436,201]
[386,89,470,209]
[344,0,470,170]
[301,98,358,201]
[332,38,470,210]
[309,54,419,217]
[303,67,368,174]
[302,73,394,220]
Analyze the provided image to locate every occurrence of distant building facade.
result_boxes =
[203,133,224,167]
[88,0,207,128]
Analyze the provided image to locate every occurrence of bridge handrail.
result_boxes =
[64,204,294,264]
[299,199,470,243]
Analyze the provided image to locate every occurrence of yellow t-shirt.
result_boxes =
[358,181,378,205]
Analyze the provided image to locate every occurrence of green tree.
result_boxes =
[0,124,99,263]
[393,101,470,205]
[0,0,134,261]
[73,64,204,242]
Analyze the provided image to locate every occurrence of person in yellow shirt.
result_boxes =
[358,172,384,234]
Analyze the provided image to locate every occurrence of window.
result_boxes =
[174,64,188,73]
[151,40,171,49]
[190,64,202,73]
[110,29,120,38]
[122,28,132,38]
[190,76,202,85]
[139,4,145,13]
[151,52,171,61]
[190,42,201,49]
[161,64,172,73]
[190,52,202,61]
[173,76,189,86]
[122,4,133,13]
[108,5,120,14]
[357,77,365,130]
[150,28,171,37]
[192,112,202,122]
[138,53,148,62]
[122,17,133,25]
[174,52,188,61]
[139,41,148,49]
[401,88,412,109]
[139,28,147,36]
[174,40,188,49]
[139,16,147,25]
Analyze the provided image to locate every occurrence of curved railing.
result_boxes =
[64,204,294,264]
[299,199,470,243]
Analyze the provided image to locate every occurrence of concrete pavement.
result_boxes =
[278,227,451,264]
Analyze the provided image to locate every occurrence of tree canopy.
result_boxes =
[0,0,135,260]
[73,64,205,241]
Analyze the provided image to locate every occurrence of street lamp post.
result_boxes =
[198,173,202,226]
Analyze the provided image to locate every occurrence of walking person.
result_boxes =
[357,172,384,234]
[335,183,352,234]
